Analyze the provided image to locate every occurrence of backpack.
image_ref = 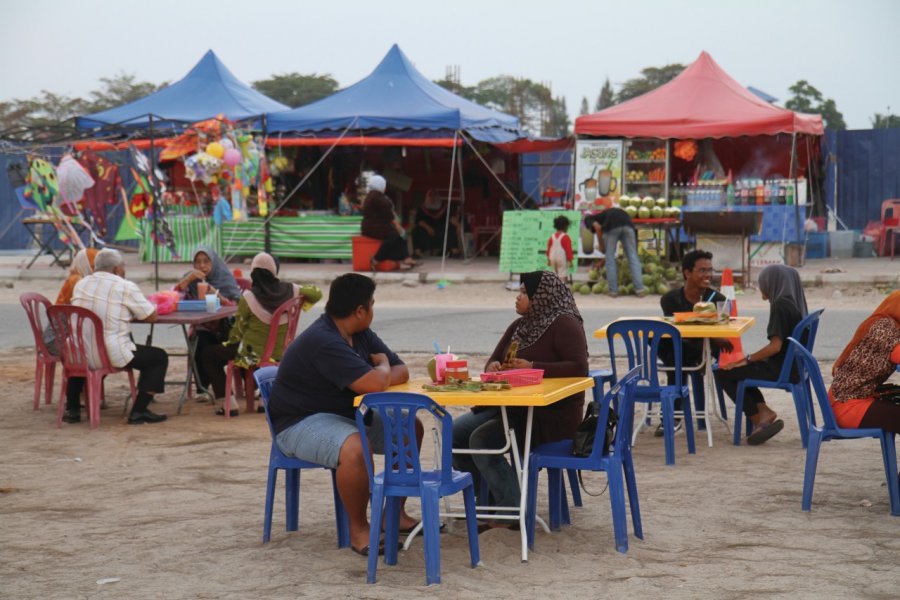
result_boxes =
[548,232,568,267]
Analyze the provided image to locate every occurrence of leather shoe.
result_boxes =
[128,410,168,425]
[62,410,81,424]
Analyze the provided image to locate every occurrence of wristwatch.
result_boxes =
[745,353,753,363]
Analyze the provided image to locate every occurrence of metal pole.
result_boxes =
[149,115,159,290]
[457,142,468,260]
[441,132,460,275]
[789,132,801,249]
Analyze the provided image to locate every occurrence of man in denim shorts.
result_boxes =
[267,273,420,556]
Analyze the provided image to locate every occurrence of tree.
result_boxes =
[785,80,846,130]
[579,97,590,116]
[437,75,569,137]
[616,64,685,103]
[87,73,166,112]
[595,77,615,111]
[871,112,900,128]
[252,73,338,108]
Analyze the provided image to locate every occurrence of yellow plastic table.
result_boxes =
[594,317,755,447]
[355,376,594,562]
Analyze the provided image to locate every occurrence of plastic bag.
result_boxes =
[147,290,180,315]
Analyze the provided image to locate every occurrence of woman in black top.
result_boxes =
[714,264,807,445]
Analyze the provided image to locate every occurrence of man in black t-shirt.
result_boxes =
[268,273,419,556]
[585,207,647,297]
[657,250,732,436]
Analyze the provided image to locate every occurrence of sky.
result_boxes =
[2,0,898,130]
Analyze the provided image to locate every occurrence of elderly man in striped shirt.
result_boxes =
[64,249,169,425]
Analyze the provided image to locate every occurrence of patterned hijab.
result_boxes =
[191,245,240,301]
[833,291,900,372]
[513,271,583,350]
[758,264,807,317]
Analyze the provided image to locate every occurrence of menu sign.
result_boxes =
[498,209,581,274]
[574,139,623,210]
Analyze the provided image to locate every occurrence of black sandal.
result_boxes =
[215,408,240,417]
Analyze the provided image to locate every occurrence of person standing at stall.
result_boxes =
[584,207,646,297]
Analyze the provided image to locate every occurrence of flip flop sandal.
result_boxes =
[747,418,784,445]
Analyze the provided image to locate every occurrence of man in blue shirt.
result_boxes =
[268,273,419,557]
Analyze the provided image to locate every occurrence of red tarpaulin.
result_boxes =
[264,137,461,148]
[575,51,824,139]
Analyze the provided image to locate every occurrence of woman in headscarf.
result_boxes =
[56,248,98,305]
[45,247,100,356]
[174,245,241,302]
[198,252,322,416]
[830,291,900,433]
[452,271,589,510]
[715,264,808,445]
[360,174,419,269]
[411,189,460,258]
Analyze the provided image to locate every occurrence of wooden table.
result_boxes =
[140,306,237,413]
[355,376,594,562]
[594,316,755,447]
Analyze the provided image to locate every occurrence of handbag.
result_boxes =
[572,403,618,458]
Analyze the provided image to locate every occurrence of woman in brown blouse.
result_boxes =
[359,174,418,269]
[830,291,900,433]
[452,271,589,509]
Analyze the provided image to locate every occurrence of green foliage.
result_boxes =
[251,73,338,108]
[870,113,900,129]
[436,75,570,137]
[616,64,685,103]
[785,80,845,130]
[579,96,590,117]
[88,73,166,112]
[595,77,615,112]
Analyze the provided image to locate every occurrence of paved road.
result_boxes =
[6,303,862,361]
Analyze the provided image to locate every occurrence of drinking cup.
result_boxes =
[716,300,728,319]
[433,353,455,383]
[197,282,209,298]
[205,294,218,312]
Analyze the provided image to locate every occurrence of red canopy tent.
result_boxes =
[575,51,823,139]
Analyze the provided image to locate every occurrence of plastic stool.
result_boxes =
[351,236,398,272]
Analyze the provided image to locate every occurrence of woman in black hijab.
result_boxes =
[452,271,589,510]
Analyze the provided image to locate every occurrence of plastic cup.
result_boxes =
[716,300,728,319]
[433,353,455,383]
[197,282,209,298]
[205,294,218,312]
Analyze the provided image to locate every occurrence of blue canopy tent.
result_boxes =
[76,50,289,131]
[266,44,523,143]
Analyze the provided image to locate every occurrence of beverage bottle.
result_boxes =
[786,182,794,205]
[726,183,735,206]
[755,180,765,205]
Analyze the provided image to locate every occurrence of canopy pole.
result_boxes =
[149,115,159,290]
[457,143,469,260]
[441,131,460,276]
[789,132,801,250]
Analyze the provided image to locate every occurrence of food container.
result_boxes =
[444,360,469,382]
[480,369,544,387]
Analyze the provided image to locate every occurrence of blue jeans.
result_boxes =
[452,409,521,508]
[604,226,645,294]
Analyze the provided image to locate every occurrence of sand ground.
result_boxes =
[2,280,899,599]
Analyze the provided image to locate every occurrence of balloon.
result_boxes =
[223,148,242,167]
[206,142,225,159]
[220,138,235,150]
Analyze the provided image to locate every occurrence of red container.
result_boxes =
[480,369,544,387]
[351,236,398,272]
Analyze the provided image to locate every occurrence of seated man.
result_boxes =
[657,250,732,435]
[64,248,169,425]
[267,273,421,556]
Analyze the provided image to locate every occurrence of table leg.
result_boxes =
[699,339,731,446]
[517,406,534,562]
[175,324,206,415]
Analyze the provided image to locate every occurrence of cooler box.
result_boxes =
[829,230,857,259]
[805,232,829,259]
[351,236,398,272]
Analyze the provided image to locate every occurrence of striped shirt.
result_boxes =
[72,271,156,368]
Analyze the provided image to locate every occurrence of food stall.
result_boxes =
[574,51,824,276]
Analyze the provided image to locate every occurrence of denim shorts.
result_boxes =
[275,412,385,469]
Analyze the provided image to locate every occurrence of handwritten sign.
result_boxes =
[498,210,581,273]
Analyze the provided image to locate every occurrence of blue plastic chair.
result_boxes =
[788,339,899,515]
[607,319,695,465]
[357,392,480,586]
[732,309,825,447]
[525,365,643,553]
[253,367,350,546]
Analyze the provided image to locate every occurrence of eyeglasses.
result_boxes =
[694,268,714,274]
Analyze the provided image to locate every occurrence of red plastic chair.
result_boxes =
[20,293,60,410]
[47,305,137,429]
[223,295,303,417]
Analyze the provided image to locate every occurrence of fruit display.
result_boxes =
[626,147,666,161]
[579,250,682,297]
